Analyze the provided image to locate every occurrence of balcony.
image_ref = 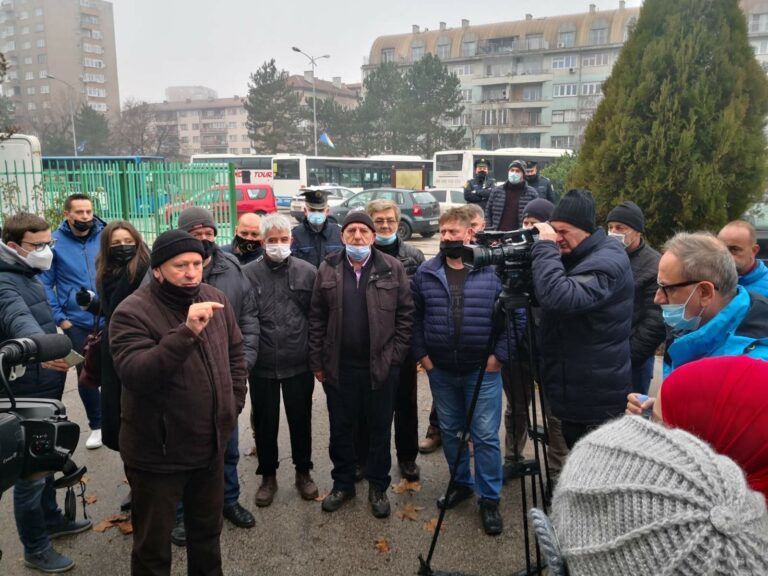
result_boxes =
[479,39,550,56]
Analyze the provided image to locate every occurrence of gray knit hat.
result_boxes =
[548,417,768,576]
[177,206,218,235]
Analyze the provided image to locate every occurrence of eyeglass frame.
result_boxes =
[20,239,56,252]
[656,279,718,300]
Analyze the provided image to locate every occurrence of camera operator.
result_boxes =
[412,207,525,536]
[0,212,91,573]
[531,190,633,449]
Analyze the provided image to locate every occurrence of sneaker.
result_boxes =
[398,460,421,482]
[436,484,474,510]
[223,502,255,528]
[321,489,355,513]
[170,518,186,547]
[368,485,391,519]
[418,426,442,454]
[479,498,503,536]
[295,471,319,500]
[47,518,92,539]
[85,429,102,450]
[254,475,277,507]
[24,547,75,573]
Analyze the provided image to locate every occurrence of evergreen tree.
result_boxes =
[570,0,768,246]
[244,59,305,154]
[356,62,411,155]
[404,54,465,158]
[304,96,363,156]
[75,103,110,155]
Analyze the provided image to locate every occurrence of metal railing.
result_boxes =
[0,160,237,244]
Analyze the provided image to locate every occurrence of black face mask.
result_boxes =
[476,172,487,184]
[234,235,260,255]
[160,280,201,302]
[200,239,215,260]
[73,219,94,233]
[109,244,137,265]
[439,240,465,260]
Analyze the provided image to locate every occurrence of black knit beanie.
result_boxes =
[522,198,555,223]
[552,189,596,233]
[606,201,645,233]
[178,206,218,235]
[151,230,205,268]
[341,211,376,233]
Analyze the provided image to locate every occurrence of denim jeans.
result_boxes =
[428,365,503,501]
[65,324,102,430]
[631,356,655,395]
[13,475,62,555]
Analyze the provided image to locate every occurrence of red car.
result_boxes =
[165,183,277,225]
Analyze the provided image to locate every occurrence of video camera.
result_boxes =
[0,334,86,495]
[462,228,538,296]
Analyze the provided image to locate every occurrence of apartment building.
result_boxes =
[0,0,119,122]
[287,73,360,109]
[365,0,768,150]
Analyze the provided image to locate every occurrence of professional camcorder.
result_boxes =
[462,228,538,295]
[0,334,86,496]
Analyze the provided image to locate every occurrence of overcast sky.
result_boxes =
[112,0,643,103]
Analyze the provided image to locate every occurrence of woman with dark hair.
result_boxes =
[94,220,150,452]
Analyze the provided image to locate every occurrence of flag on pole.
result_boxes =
[77,140,87,153]
[319,132,335,149]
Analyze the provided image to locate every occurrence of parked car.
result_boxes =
[744,196,768,260]
[328,188,439,240]
[289,185,357,221]
[427,188,466,214]
[165,183,276,225]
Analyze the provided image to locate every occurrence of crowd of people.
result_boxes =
[1,156,767,574]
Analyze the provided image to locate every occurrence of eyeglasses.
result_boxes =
[656,279,719,299]
[21,239,56,252]
[373,218,397,226]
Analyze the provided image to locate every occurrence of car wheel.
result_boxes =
[397,220,412,241]
[255,210,267,216]
[421,231,435,239]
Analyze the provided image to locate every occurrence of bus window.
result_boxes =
[435,153,464,172]
[274,159,300,180]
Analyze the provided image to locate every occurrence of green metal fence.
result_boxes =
[0,161,237,244]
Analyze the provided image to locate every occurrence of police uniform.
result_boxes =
[290,189,343,268]
[525,161,557,204]
[463,158,496,210]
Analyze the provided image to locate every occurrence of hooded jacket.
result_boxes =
[485,182,539,231]
[40,217,105,330]
[739,259,768,298]
[0,243,66,399]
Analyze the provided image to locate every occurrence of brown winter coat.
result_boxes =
[308,248,414,389]
[109,280,247,473]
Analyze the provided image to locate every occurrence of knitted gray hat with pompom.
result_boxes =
[550,416,768,576]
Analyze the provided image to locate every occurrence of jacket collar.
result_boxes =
[327,246,391,277]
[562,227,605,266]
[57,215,106,239]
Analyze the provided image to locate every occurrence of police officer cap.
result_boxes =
[526,160,538,169]
[474,158,490,168]
[301,188,330,209]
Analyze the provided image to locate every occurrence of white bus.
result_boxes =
[190,154,273,185]
[433,148,571,189]
[271,154,433,207]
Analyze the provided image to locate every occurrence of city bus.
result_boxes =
[190,154,273,185]
[433,148,571,189]
[271,154,433,207]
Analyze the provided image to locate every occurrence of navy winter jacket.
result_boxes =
[531,228,634,423]
[40,218,105,330]
[291,220,343,268]
[0,244,67,399]
[411,255,524,372]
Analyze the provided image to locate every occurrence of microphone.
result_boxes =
[0,334,73,366]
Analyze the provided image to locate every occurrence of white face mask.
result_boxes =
[23,245,54,271]
[607,232,628,247]
[265,243,292,263]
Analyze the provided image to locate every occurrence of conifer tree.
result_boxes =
[571,0,768,246]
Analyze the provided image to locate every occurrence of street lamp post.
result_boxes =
[46,74,78,156]
[292,47,330,156]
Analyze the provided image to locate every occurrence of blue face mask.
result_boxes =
[375,233,397,246]
[307,212,326,226]
[661,283,703,335]
[346,244,371,261]
[508,171,523,184]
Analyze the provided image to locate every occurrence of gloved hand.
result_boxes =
[76,287,96,310]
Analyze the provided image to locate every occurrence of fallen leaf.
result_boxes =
[93,520,113,533]
[374,536,391,553]
[84,494,98,505]
[423,518,445,532]
[80,475,90,485]
[245,447,257,457]
[116,520,133,535]
[396,502,424,521]
[391,479,422,494]
[93,513,130,533]
[314,492,328,502]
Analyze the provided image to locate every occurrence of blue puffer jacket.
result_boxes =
[531,228,634,423]
[291,220,343,269]
[40,218,105,330]
[0,243,67,399]
[411,255,524,372]
[663,287,768,377]
[739,259,768,298]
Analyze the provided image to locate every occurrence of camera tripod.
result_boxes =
[417,281,552,576]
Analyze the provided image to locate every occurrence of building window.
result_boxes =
[581,82,603,96]
[751,13,768,33]
[35,38,44,48]
[558,31,576,48]
[461,89,472,102]
[522,86,542,101]
[461,40,477,57]
[437,43,450,59]
[19,11,29,20]
[27,102,36,111]
[38,69,47,78]
[192,123,200,130]
[752,40,768,55]
[552,135,576,149]
[227,121,236,128]
[83,73,105,83]
[553,83,578,97]
[81,14,99,25]
[35,7,43,16]
[451,63,472,76]
[83,42,103,54]
[23,56,32,65]
[7,71,17,80]
[4,41,14,52]
[552,55,577,69]
[35,23,43,32]
[26,86,35,95]
[22,41,31,49]
[192,136,200,143]
[589,27,609,45]
[180,137,189,144]
[228,134,238,142]
[40,84,49,94]
[381,48,394,63]
[411,45,424,62]
[21,26,29,35]
[582,52,610,67]
[83,58,104,68]
[86,87,106,97]
[89,102,107,112]
[242,134,250,141]
[552,109,578,123]
[25,71,34,80]
[37,54,47,64]
[227,107,239,115]
[526,34,544,50]
[487,37,518,53]
[482,109,507,126]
